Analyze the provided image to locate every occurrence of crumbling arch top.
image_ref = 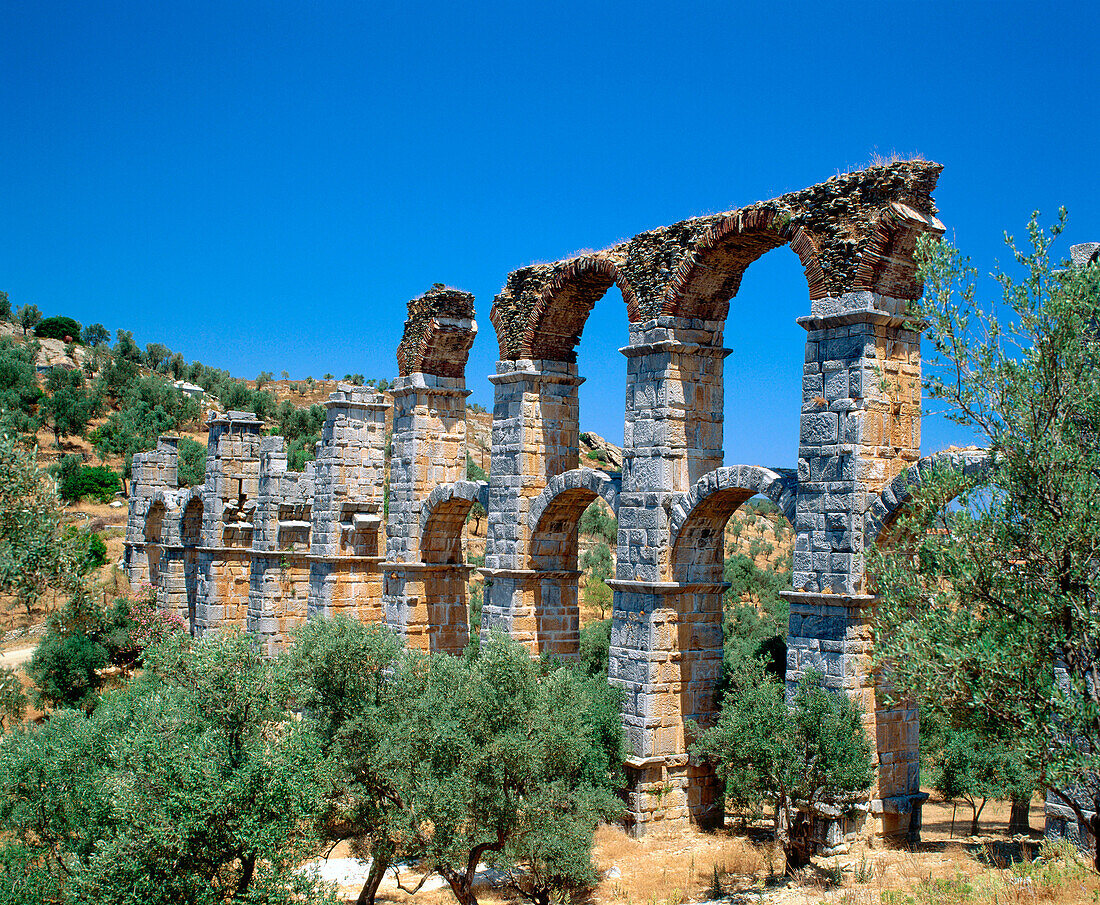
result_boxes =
[489,161,944,361]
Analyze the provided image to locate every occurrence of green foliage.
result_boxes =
[869,216,1100,864]
[693,665,874,873]
[15,305,41,336]
[55,457,121,502]
[0,667,27,731]
[578,500,617,545]
[581,541,613,620]
[81,323,110,347]
[90,374,199,472]
[143,342,171,372]
[578,618,612,677]
[27,592,109,711]
[721,552,790,689]
[112,329,141,362]
[176,436,207,487]
[70,530,107,570]
[34,316,82,342]
[286,623,624,905]
[28,590,186,711]
[287,433,319,471]
[3,632,332,905]
[43,367,99,446]
[468,582,483,641]
[0,338,43,435]
[0,435,87,615]
[275,400,325,441]
[929,728,1034,835]
[466,452,488,482]
[0,291,9,321]
[585,449,606,462]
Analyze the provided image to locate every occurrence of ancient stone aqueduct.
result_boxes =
[125,161,993,844]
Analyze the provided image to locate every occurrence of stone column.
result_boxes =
[248,437,314,653]
[194,412,264,636]
[383,373,472,653]
[609,316,729,834]
[785,291,924,839]
[307,386,390,622]
[480,358,583,654]
[124,436,179,588]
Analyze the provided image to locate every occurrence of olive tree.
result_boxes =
[869,214,1100,865]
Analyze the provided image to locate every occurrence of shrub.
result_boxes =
[28,589,186,709]
[56,461,121,503]
[81,323,111,347]
[579,619,612,676]
[34,316,82,342]
[175,437,207,487]
[287,434,319,471]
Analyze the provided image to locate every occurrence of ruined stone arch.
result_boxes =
[143,496,170,587]
[522,469,621,660]
[419,480,490,565]
[668,464,797,565]
[180,488,204,631]
[864,447,991,544]
[396,286,477,379]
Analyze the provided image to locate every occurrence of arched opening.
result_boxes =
[181,495,203,632]
[413,481,490,659]
[577,496,617,675]
[720,246,808,469]
[144,500,167,589]
[663,466,796,827]
[575,284,630,450]
[419,490,478,655]
[527,470,620,661]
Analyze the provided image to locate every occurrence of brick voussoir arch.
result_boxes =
[661,207,823,321]
[865,448,991,543]
[669,465,797,549]
[528,468,621,535]
[489,251,640,362]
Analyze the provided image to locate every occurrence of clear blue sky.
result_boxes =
[2,2,1097,467]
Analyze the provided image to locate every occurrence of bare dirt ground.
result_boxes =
[310,794,1093,905]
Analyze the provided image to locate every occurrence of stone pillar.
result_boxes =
[194,412,264,636]
[383,373,472,653]
[384,286,478,653]
[609,316,729,834]
[785,291,924,839]
[124,436,179,588]
[307,385,390,622]
[248,437,314,653]
[480,358,583,654]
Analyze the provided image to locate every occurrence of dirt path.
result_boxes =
[0,646,35,668]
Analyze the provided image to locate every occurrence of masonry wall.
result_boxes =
[124,162,963,846]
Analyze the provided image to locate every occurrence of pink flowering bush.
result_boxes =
[105,586,187,671]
